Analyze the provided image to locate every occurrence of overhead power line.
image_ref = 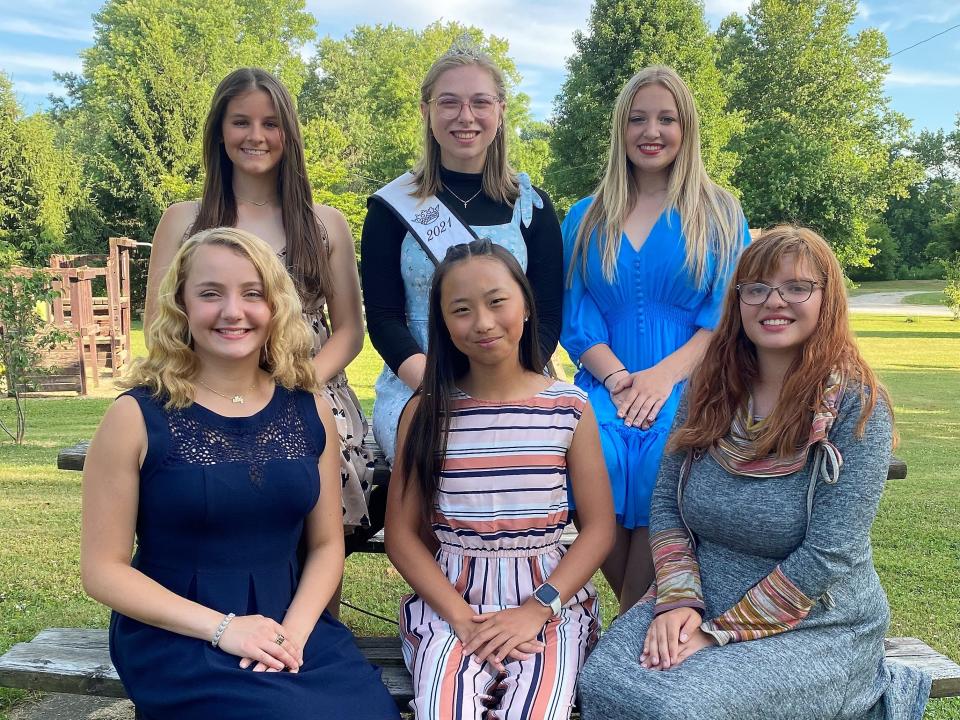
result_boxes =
[888,21,960,59]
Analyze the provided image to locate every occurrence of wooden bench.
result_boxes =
[1,628,957,708]
[58,439,909,480]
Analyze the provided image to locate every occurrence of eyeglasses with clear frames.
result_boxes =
[736,280,821,305]
[429,94,501,120]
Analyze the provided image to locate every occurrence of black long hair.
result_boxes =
[400,239,544,523]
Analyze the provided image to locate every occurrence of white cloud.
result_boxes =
[11,79,64,96]
[309,0,589,70]
[703,0,751,17]
[867,0,960,30]
[887,69,960,87]
[0,51,83,75]
[0,18,93,42]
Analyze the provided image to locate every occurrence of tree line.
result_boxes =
[1,0,958,283]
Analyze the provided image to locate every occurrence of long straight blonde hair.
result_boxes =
[568,66,744,287]
[411,48,519,205]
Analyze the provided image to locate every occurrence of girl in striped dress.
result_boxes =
[385,239,615,720]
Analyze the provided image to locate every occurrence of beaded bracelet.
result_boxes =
[602,368,628,387]
[211,612,236,648]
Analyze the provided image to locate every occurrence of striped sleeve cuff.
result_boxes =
[701,565,814,645]
[651,529,705,616]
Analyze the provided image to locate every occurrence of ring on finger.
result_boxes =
[275,633,285,646]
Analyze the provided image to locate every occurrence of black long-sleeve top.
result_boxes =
[360,167,563,375]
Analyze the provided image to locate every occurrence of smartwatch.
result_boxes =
[533,582,562,616]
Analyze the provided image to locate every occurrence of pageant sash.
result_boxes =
[372,173,479,266]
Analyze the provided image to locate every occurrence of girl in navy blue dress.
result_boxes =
[560,66,750,613]
[81,227,399,719]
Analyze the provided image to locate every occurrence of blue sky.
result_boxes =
[0,0,957,136]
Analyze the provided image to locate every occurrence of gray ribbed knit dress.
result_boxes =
[578,387,931,720]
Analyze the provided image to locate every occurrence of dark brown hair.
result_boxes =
[193,67,332,303]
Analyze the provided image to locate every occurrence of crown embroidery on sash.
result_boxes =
[414,205,440,225]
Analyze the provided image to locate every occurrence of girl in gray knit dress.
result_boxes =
[579,226,931,720]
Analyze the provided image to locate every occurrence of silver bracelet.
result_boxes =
[211,612,236,648]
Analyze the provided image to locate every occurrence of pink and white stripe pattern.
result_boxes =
[400,381,600,720]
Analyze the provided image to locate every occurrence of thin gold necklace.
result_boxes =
[446,186,483,208]
[196,378,259,405]
[236,196,275,207]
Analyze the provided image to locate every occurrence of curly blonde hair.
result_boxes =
[120,227,319,407]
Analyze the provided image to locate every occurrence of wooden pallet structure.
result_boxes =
[46,237,139,392]
[4,237,140,395]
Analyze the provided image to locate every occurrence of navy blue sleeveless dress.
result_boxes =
[109,385,400,720]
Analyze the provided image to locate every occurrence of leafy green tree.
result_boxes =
[848,221,899,281]
[722,0,920,268]
[0,73,18,262]
[300,22,551,195]
[884,177,957,270]
[549,0,741,205]
[0,73,85,265]
[881,123,958,273]
[943,252,960,320]
[0,269,72,443]
[55,0,316,243]
[302,117,366,245]
[928,211,960,262]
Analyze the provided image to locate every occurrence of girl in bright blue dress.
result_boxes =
[561,66,750,613]
[81,228,399,719]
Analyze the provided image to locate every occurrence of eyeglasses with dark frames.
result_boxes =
[429,94,501,120]
[736,280,821,305]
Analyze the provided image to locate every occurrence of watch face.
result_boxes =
[535,583,560,604]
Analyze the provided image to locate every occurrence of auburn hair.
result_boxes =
[669,225,894,458]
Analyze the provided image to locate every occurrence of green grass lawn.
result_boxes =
[848,279,947,297]
[903,291,949,307]
[1,315,958,718]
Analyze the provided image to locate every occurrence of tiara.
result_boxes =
[442,33,486,61]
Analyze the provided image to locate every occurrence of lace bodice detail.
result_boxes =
[137,386,325,486]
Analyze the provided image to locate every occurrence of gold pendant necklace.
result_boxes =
[446,186,483,208]
[196,378,258,405]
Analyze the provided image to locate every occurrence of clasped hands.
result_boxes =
[452,601,553,673]
[640,607,716,671]
[217,613,305,673]
[606,365,675,430]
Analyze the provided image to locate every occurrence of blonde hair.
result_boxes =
[120,227,319,407]
[412,47,519,205]
[569,65,744,286]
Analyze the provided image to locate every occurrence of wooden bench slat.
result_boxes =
[2,629,957,703]
[0,641,126,699]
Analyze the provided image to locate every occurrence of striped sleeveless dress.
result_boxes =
[400,381,600,720]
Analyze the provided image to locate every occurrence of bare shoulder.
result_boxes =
[159,200,200,228]
[313,204,352,248]
[89,394,147,460]
[154,201,200,248]
[398,394,421,431]
[312,391,336,427]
